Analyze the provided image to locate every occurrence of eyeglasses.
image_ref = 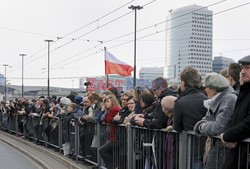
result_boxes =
[127,102,135,105]
[152,86,160,92]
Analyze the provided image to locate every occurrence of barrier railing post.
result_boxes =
[58,118,62,154]
[15,114,18,134]
[44,118,48,148]
[179,131,188,169]
[127,125,133,169]
[97,123,101,168]
[32,116,36,143]
[186,133,192,169]
[75,120,79,162]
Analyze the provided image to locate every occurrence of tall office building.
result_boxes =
[212,56,235,73]
[165,5,213,83]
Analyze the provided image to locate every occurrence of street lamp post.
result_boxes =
[128,5,143,88]
[44,40,54,97]
[20,54,26,98]
[2,64,10,102]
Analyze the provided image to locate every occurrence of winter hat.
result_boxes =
[74,96,83,105]
[238,55,250,65]
[60,97,71,106]
[203,72,229,92]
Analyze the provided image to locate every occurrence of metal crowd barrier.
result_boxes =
[128,125,179,169]
[1,113,250,169]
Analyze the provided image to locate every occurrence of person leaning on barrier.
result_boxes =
[81,92,102,123]
[194,72,237,169]
[173,66,208,132]
[112,91,131,124]
[99,95,120,169]
[21,100,31,139]
[135,77,177,129]
[78,96,94,158]
[61,103,76,156]
[130,92,156,126]
[30,97,45,145]
[226,63,241,95]
[161,96,177,169]
[173,66,208,169]
[220,55,250,169]
[0,101,9,131]
[122,96,137,126]
[43,99,60,144]
[111,91,132,169]
[97,91,113,124]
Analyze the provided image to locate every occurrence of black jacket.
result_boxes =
[222,82,250,169]
[143,88,177,129]
[232,82,240,96]
[173,88,208,132]
[111,106,131,124]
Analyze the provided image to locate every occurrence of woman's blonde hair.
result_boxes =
[103,94,121,111]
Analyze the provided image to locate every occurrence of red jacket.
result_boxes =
[105,106,120,142]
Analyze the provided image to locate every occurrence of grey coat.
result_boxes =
[194,86,237,137]
[194,86,237,169]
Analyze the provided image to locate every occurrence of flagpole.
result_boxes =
[104,47,109,89]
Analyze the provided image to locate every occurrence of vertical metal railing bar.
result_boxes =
[97,123,101,168]
[198,136,201,169]
[127,124,132,169]
[44,118,48,148]
[74,120,79,162]
[58,118,62,154]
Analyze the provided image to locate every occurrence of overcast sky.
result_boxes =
[0,0,249,88]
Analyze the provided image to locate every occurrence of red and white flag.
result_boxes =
[105,50,134,76]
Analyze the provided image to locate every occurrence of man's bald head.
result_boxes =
[161,96,177,117]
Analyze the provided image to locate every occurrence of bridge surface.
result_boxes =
[0,132,90,169]
[0,139,40,169]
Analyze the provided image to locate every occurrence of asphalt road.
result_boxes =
[0,140,39,169]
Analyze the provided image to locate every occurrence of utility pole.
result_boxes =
[20,54,26,98]
[44,40,54,97]
[128,5,143,88]
[2,64,10,102]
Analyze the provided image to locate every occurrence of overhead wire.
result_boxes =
[41,0,225,71]
[61,0,135,39]
[30,0,158,72]
[13,1,249,80]
[54,1,250,68]
[8,0,135,72]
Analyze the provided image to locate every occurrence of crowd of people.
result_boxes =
[0,55,250,169]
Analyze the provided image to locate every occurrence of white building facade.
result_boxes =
[165,5,213,83]
[139,67,164,80]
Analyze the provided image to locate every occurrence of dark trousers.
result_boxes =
[99,141,114,169]
[34,118,43,141]
[22,116,29,137]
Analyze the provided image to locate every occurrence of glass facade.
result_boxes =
[212,56,235,73]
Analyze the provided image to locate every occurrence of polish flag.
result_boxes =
[105,50,134,76]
